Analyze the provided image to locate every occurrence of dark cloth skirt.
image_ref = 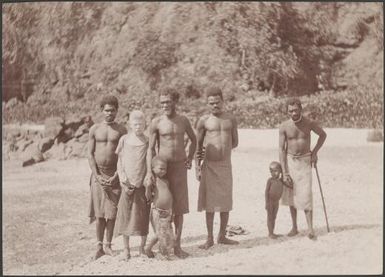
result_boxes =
[114,186,151,237]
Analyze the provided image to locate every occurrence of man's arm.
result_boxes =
[231,115,239,149]
[184,116,197,168]
[145,119,158,185]
[279,124,292,185]
[87,125,104,185]
[310,121,327,167]
[194,117,207,181]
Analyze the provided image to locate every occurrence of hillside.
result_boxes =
[2,2,383,128]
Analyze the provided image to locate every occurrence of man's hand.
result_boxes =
[145,186,153,203]
[144,174,154,188]
[106,174,118,185]
[95,175,107,186]
[196,147,206,161]
[283,174,293,188]
[195,164,201,181]
[311,152,318,168]
[185,157,192,169]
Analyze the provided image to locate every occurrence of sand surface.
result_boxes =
[2,129,383,275]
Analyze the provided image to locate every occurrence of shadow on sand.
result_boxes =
[106,223,380,261]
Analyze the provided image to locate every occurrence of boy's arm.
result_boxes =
[265,179,271,210]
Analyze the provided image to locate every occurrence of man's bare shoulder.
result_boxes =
[89,123,101,133]
[114,122,127,134]
[279,119,291,130]
[150,116,162,127]
[177,114,192,124]
[223,112,236,121]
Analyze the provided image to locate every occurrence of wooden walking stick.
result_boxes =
[314,164,330,232]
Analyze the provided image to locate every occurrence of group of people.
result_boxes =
[87,87,327,261]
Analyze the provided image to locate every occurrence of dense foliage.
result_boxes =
[2,2,383,128]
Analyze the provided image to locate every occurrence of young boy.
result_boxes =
[265,161,292,239]
[145,156,175,259]
[114,110,150,261]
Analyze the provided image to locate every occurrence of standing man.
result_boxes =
[195,87,239,250]
[145,88,197,258]
[279,98,327,239]
[88,95,127,259]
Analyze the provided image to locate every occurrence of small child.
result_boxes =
[265,161,291,239]
[145,156,175,259]
[114,110,150,261]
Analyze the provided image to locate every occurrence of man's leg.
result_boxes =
[173,214,189,258]
[104,218,115,256]
[139,236,147,255]
[121,235,130,261]
[304,209,316,239]
[94,218,106,260]
[199,212,215,249]
[288,206,299,236]
[217,212,239,245]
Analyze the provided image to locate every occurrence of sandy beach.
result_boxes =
[2,129,383,275]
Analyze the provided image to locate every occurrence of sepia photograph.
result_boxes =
[2,1,383,275]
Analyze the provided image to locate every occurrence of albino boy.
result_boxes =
[114,110,150,260]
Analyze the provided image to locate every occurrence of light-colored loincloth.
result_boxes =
[281,152,313,210]
[150,206,174,256]
[198,158,233,212]
[88,166,121,223]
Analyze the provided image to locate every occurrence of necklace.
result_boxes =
[292,115,302,123]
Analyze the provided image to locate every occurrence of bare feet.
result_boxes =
[287,228,299,237]
[93,248,105,260]
[104,244,114,256]
[269,233,279,239]
[138,247,145,256]
[174,246,189,259]
[217,236,239,245]
[308,231,317,240]
[145,247,155,258]
[198,237,214,250]
[119,249,131,261]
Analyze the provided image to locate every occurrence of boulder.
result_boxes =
[44,117,65,139]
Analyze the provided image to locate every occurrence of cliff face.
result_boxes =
[2,2,383,124]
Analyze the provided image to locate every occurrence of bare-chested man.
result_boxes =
[195,87,239,249]
[145,88,197,258]
[87,95,127,259]
[279,97,327,240]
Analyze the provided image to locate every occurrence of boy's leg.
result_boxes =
[121,235,130,260]
[104,218,115,256]
[269,202,279,239]
[139,236,147,255]
[199,212,215,250]
[267,205,275,238]
[217,212,239,245]
[304,210,316,239]
[288,206,298,236]
[173,214,189,258]
[145,235,158,258]
[94,218,106,260]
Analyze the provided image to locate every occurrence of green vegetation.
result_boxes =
[2,2,383,128]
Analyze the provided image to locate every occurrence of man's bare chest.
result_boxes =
[158,120,185,136]
[205,117,233,133]
[95,127,121,143]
